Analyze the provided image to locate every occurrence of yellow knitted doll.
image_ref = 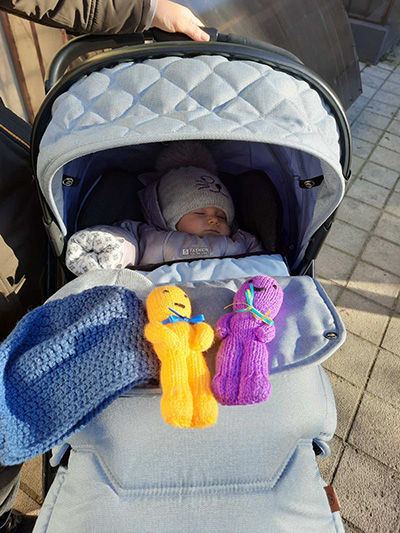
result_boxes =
[145,286,218,428]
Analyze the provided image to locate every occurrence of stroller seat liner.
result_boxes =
[46,266,345,375]
[138,254,289,284]
[31,267,344,533]
[37,367,339,533]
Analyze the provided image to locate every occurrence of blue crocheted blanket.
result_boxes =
[0,286,159,465]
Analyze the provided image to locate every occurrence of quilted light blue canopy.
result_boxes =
[37,55,345,263]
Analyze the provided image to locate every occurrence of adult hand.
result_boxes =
[152,0,210,41]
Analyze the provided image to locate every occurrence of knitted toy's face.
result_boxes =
[233,276,284,318]
[146,286,192,323]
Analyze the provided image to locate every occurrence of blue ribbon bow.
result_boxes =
[162,307,205,325]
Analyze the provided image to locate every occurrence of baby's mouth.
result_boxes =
[203,229,220,235]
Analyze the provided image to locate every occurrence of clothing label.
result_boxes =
[324,486,341,513]
[180,247,211,257]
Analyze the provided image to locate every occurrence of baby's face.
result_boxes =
[176,207,231,237]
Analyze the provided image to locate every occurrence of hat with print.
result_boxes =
[158,167,235,230]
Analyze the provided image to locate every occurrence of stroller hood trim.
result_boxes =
[37,55,345,262]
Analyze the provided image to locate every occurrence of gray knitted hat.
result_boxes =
[155,141,235,230]
[158,167,235,230]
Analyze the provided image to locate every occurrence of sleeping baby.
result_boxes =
[66,141,264,275]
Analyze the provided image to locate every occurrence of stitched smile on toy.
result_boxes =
[146,286,192,322]
[247,279,266,292]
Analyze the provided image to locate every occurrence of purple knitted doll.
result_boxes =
[212,275,284,406]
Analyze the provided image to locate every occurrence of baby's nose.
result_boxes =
[208,216,219,225]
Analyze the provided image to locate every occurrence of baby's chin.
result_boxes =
[199,229,230,237]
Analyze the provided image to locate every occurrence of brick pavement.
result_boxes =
[15,49,400,532]
[316,50,400,533]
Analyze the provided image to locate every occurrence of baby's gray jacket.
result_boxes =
[94,219,263,266]
[72,177,263,267]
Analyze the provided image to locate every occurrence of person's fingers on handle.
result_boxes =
[191,16,206,27]
[152,0,209,41]
[178,8,209,41]
[181,23,210,42]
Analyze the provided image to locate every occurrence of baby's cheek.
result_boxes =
[222,224,231,236]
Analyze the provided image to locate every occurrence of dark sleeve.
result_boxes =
[0,0,155,34]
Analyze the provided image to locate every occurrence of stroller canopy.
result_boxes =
[36,54,347,267]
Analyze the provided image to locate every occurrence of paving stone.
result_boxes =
[381,80,400,96]
[316,246,357,286]
[316,435,344,484]
[336,290,389,345]
[351,138,375,159]
[370,145,400,172]
[385,190,400,217]
[334,446,400,533]
[343,519,364,532]
[358,162,399,189]
[395,181,400,193]
[350,122,383,144]
[372,89,400,106]
[15,490,41,517]
[362,236,400,277]
[322,331,378,387]
[360,84,376,98]
[387,71,400,84]
[363,66,391,80]
[382,314,400,356]
[325,220,368,257]
[318,278,342,304]
[365,100,398,119]
[347,107,361,124]
[347,261,400,309]
[20,456,42,503]
[357,110,392,130]
[379,132,400,154]
[387,119,400,136]
[377,60,397,72]
[374,212,400,245]
[351,95,369,110]
[325,371,362,439]
[336,197,381,231]
[346,178,390,209]
[350,155,366,176]
[367,349,400,409]
[348,393,400,473]
[360,73,385,90]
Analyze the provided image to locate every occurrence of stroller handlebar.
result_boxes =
[44,29,302,92]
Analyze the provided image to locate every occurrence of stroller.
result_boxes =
[7,29,352,532]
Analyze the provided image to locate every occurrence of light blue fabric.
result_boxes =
[34,366,343,533]
[38,55,345,270]
[32,267,345,532]
[140,254,289,284]
[47,267,346,376]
